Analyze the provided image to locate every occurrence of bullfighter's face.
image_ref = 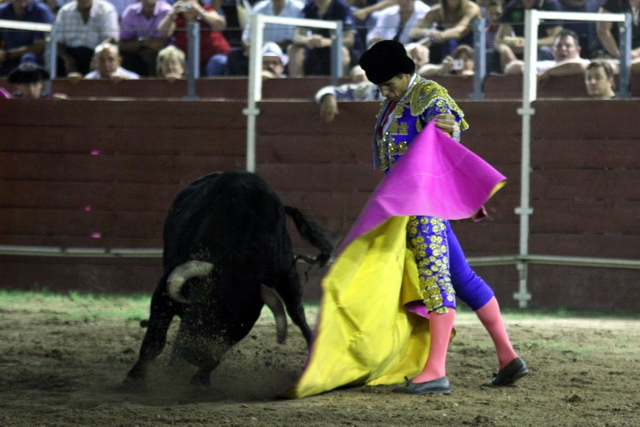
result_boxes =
[376,73,412,103]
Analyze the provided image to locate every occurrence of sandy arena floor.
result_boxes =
[1,303,639,427]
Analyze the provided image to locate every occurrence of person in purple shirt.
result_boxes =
[0,0,55,76]
[119,0,173,76]
[287,0,356,77]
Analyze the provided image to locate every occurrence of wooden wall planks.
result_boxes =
[1,97,640,310]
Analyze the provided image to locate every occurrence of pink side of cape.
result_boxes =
[338,121,506,253]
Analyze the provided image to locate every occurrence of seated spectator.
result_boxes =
[315,65,382,121]
[222,0,304,76]
[366,0,431,47]
[585,60,616,98]
[157,45,186,80]
[484,0,505,73]
[55,0,120,76]
[351,0,395,53]
[408,0,482,65]
[83,42,141,80]
[5,61,66,98]
[484,0,504,51]
[287,0,356,77]
[494,0,563,72]
[119,0,173,77]
[420,43,474,76]
[558,0,600,59]
[405,41,430,71]
[261,41,288,79]
[157,0,231,76]
[504,29,589,77]
[596,0,640,68]
[0,0,55,76]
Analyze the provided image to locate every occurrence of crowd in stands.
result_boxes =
[1,0,639,89]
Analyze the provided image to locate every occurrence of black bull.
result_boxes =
[125,171,334,386]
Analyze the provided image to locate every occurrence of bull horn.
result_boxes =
[166,260,214,304]
[260,284,287,344]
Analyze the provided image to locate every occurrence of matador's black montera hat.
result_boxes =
[359,40,415,85]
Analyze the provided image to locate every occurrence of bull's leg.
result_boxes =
[273,268,313,345]
[124,290,177,383]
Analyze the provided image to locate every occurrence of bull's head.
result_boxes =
[166,260,288,343]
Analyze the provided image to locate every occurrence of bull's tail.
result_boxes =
[284,206,334,268]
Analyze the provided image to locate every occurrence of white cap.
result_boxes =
[261,42,288,66]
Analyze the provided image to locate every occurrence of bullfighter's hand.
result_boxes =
[434,113,455,133]
[320,94,339,122]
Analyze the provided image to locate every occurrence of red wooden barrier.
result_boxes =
[2,97,640,312]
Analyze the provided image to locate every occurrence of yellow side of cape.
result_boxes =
[287,216,441,399]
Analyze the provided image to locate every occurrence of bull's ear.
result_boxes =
[166,260,214,304]
[260,284,287,344]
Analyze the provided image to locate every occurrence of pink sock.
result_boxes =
[413,309,456,383]
[475,296,518,370]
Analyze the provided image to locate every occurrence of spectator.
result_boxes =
[484,0,506,73]
[408,0,482,65]
[366,0,431,47]
[83,42,140,80]
[420,43,474,75]
[558,0,601,59]
[351,0,394,54]
[504,28,589,77]
[55,0,119,76]
[596,0,640,65]
[287,0,356,77]
[406,41,431,71]
[260,41,288,79]
[222,0,304,76]
[5,61,66,98]
[585,59,616,98]
[494,0,563,72]
[0,0,55,76]
[157,0,231,76]
[315,64,382,121]
[157,45,186,80]
[119,0,173,77]
[484,0,504,51]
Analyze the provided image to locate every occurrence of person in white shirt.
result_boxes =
[504,28,589,77]
[55,0,119,75]
[367,0,430,47]
[84,42,140,80]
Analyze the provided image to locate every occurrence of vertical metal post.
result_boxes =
[243,13,265,172]
[512,9,539,308]
[330,21,343,87]
[617,13,632,98]
[184,22,200,99]
[44,26,57,95]
[469,18,486,99]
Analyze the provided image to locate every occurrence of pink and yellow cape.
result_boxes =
[286,123,506,398]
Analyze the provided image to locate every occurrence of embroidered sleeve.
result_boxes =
[406,80,469,140]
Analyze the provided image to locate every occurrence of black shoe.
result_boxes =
[393,376,451,395]
[490,357,529,386]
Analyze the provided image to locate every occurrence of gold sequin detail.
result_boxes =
[407,216,455,313]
